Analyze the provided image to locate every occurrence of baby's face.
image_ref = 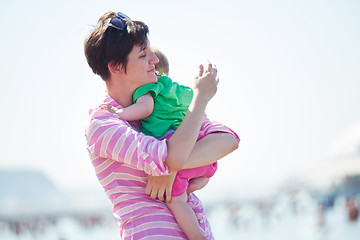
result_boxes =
[157,66,168,76]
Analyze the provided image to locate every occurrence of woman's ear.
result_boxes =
[108,61,124,75]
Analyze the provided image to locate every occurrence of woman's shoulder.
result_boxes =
[87,106,130,128]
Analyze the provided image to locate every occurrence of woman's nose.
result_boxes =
[150,51,159,65]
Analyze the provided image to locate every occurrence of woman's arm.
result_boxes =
[165,62,218,172]
[101,93,154,121]
[86,107,170,177]
[145,132,238,202]
[183,132,238,169]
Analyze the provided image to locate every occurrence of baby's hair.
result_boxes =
[152,47,169,76]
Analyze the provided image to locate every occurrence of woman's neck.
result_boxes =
[106,79,135,108]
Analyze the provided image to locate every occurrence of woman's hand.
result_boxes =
[187,177,210,194]
[193,61,219,104]
[145,172,177,203]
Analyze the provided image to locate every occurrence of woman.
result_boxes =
[84,11,239,239]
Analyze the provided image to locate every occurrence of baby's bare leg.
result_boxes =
[166,193,206,240]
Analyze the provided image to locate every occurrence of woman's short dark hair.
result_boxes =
[84,12,149,80]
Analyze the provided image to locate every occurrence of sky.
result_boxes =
[0,0,359,198]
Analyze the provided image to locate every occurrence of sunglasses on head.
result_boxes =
[108,12,131,30]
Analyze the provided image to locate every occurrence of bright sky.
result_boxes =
[1,0,359,197]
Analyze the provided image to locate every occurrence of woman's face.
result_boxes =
[124,42,159,87]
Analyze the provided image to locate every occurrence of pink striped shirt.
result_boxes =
[85,95,239,239]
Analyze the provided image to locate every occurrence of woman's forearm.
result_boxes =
[165,96,207,171]
[165,62,218,172]
[183,133,239,169]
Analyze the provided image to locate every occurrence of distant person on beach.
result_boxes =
[346,197,359,222]
[102,47,228,239]
[84,11,239,239]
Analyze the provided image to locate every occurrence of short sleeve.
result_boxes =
[133,82,163,103]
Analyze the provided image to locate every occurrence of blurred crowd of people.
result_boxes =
[0,213,117,239]
[205,187,360,239]
[1,176,359,239]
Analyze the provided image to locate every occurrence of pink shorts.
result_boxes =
[163,129,218,197]
[172,162,218,196]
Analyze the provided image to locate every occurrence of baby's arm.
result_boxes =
[103,93,154,121]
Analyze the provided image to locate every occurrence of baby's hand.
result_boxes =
[99,104,117,114]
